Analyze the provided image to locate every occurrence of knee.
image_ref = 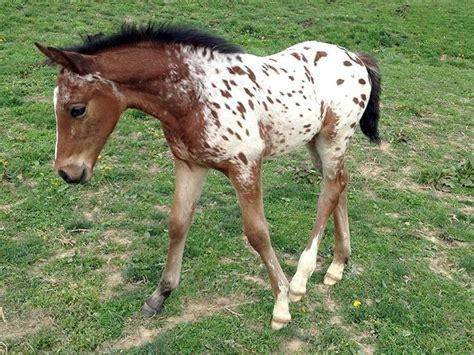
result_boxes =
[244,222,270,251]
[168,209,192,239]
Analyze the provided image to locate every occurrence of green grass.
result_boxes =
[1,1,473,353]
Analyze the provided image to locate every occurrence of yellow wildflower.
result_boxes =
[353,299,362,308]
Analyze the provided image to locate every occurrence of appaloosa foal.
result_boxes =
[36,23,380,329]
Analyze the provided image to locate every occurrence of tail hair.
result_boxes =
[357,53,381,144]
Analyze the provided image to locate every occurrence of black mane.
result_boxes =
[63,23,244,55]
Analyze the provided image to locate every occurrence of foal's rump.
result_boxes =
[255,41,375,157]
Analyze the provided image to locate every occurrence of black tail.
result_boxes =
[357,53,381,144]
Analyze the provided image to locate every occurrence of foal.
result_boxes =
[36,24,380,329]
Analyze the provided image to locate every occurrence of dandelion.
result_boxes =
[353,299,362,308]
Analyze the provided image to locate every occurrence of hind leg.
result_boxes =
[290,109,355,301]
[304,140,351,286]
[324,170,351,285]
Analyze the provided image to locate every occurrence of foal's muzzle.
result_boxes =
[58,164,91,184]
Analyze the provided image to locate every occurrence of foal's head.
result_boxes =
[36,44,125,183]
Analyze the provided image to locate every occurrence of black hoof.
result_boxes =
[143,297,164,317]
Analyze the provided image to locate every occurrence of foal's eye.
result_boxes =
[70,105,86,118]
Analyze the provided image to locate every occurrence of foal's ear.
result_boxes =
[35,43,94,75]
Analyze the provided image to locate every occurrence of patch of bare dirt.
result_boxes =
[106,295,251,350]
[418,227,467,248]
[103,229,131,246]
[0,198,26,212]
[153,204,169,213]
[379,141,393,155]
[148,163,161,174]
[280,338,308,353]
[219,256,236,265]
[243,274,268,288]
[358,162,384,180]
[100,263,125,299]
[315,284,375,354]
[0,310,53,340]
[428,252,458,281]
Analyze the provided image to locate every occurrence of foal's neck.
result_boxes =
[100,44,230,129]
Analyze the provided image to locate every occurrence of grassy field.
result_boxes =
[1,1,473,353]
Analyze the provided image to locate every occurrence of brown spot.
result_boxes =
[244,88,254,97]
[245,129,249,136]
[267,65,279,74]
[353,97,359,104]
[235,132,242,140]
[229,66,246,75]
[276,98,281,104]
[267,89,272,95]
[314,51,328,64]
[280,67,288,73]
[361,94,367,101]
[343,60,352,66]
[301,53,308,63]
[236,55,243,62]
[236,102,246,115]
[304,66,314,83]
[291,52,301,60]
[321,107,339,141]
[267,96,274,104]
[230,80,237,86]
[245,66,260,88]
[359,101,365,108]
[359,78,366,85]
[288,76,295,81]
[350,122,356,128]
[287,93,292,97]
[221,90,232,98]
[225,103,231,110]
[237,121,243,128]
[227,128,234,135]
[262,101,268,111]
[222,135,229,141]
[238,152,248,165]
[336,79,344,85]
[223,79,231,90]
[248,100,254,110]
[303,124,311,128]
[212,102,221,109]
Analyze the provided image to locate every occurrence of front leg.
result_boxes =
[143,158,208,316]
[229,161,291,330]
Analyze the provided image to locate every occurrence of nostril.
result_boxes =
[58,169,70,182]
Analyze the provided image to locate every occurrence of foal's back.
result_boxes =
[195,41,372,163]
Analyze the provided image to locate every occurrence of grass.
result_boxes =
[1,1,473,353]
